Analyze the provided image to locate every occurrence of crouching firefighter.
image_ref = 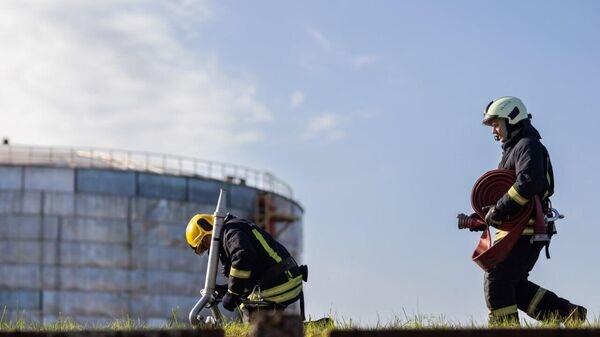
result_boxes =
[185,213,308,320]
[459,96,587,326]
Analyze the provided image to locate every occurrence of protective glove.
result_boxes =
[484,206,504,228]
[221,292,240,312]
[214,284,228,300]
[457,213,486,231]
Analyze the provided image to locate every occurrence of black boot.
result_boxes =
[489,312,520,327]
[564,304,587,327]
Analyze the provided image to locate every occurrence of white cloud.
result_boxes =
[308,28,332,51]
[352,54,376,68]
[290,91,305,108]
[301,113,344,142]
[305,27,376,71]
[0,1,270,160]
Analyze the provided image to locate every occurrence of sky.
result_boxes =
[1,0,600,325]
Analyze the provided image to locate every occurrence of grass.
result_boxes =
[1,308,598,336]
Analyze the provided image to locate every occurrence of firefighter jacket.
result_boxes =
[218,215,304,306]
[495,120,554,239]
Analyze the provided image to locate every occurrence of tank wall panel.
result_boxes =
[60,217,129,243]
[133,198,187,223]
[131,245,200,272]
[0,290,40,309]
[130,270,201,295]
[2,310,42,324]
[0,166,23,190]
[138,173,187,201]
[0,191,42,215]
[42,242,129,268]
[228,207,252,220]
[273,194,296,215]
[0,240,40,264]
[76,169,136,196]
[188,178,226,202]
[228,185,257,210]
[0,215,42,240]
[75,194,129,219]
[187,179,223,204]
[43,192,75,216]
[274,221,302,252]
[44,315,113,326]
[42,216,60,240]
[24,167,74,192]
[132,221,185,248]
[23,191,43,214]
[0,265,40,289]
[185,202,216,217]
[42,290,128,317]
[0,191,21,214]
[129,294,196,318]
[41,267,129,292]
[293,203,303,217]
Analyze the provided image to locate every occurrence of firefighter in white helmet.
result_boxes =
[480,96,586,325]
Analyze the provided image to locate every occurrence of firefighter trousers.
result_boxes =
[484,236,573,321]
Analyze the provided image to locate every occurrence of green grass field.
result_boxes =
[1,309,598,337]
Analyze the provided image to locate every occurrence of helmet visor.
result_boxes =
[197,217,214,232]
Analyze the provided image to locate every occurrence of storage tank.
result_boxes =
[0,145,303,325]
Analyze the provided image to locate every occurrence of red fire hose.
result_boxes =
[460,169,545,271]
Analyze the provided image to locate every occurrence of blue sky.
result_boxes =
[1,0,599,325]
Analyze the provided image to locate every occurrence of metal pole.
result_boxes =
[189,188,227,326]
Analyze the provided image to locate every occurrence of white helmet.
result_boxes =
[482,96,530,126]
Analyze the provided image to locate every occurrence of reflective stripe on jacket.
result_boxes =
[219,215,302,303]
[494,120,554,241]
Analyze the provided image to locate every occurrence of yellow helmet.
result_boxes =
[185,214,214,251]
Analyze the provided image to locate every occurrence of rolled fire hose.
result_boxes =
[460,169,545,272]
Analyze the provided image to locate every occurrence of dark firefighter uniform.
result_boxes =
[484,119,584,323]
[219,215,306,314]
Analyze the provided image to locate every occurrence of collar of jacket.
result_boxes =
[224,213,236,223]
[501,120,542,151]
